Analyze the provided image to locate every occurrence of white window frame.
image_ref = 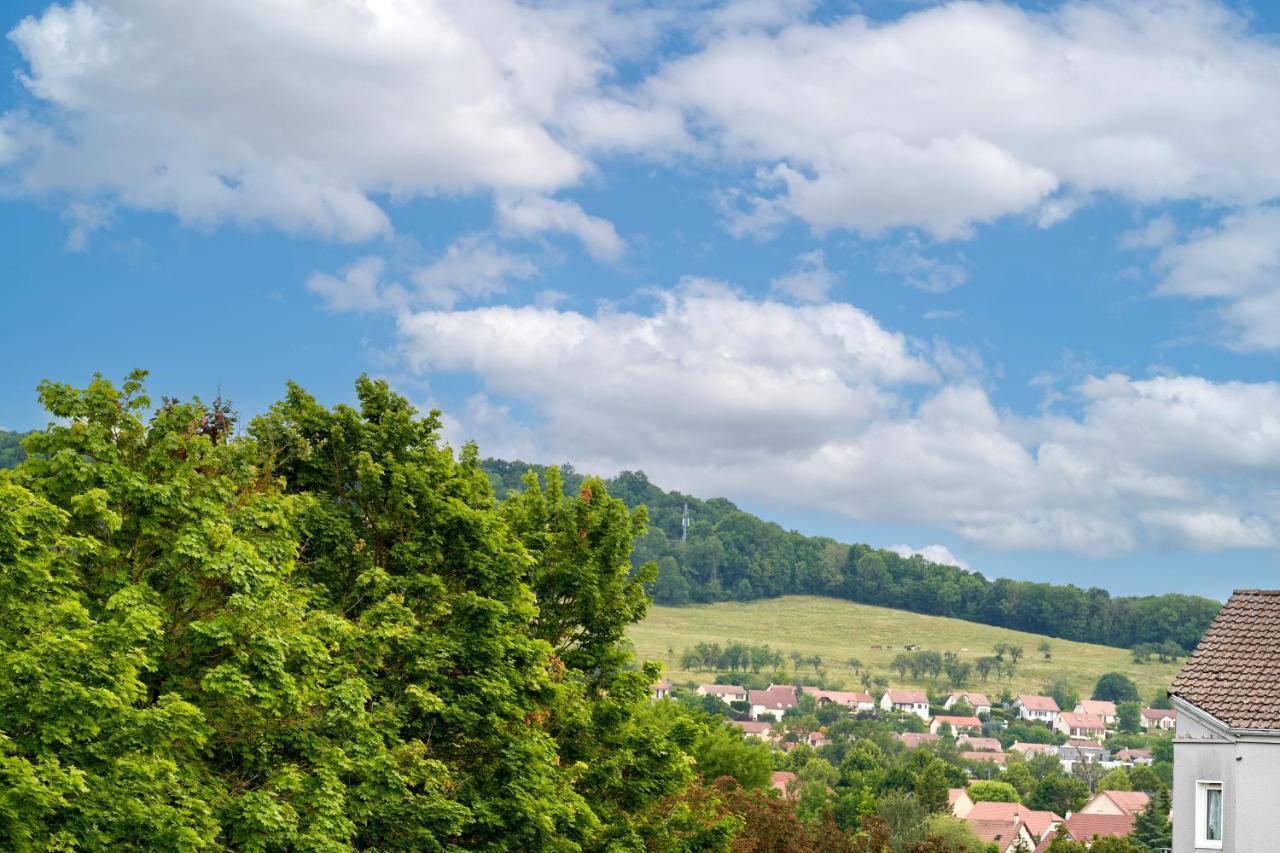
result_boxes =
[1195,780,1224,850]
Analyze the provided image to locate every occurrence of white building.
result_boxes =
[1013,694,1061,727]
[880,689,930,720]
[696,683,747,704]
[1171,590,1280,853]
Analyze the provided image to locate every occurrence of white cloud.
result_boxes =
[61,200,112,252]
[888,544,970,571]
[1152,206,1280,350]
[391,285,1280,557]
[3,0,626,240]
[306,256,388,313]
[877,237,970,293]
[646,0,1280,237]
[409,236,538,309]
[769,249,837,301]
[496,195,625,261]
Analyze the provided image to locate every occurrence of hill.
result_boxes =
[484,460,1219,653]
[629,595,1180,701]
[0,429,26,468]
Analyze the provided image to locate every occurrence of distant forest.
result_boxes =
[483,460,1219,653]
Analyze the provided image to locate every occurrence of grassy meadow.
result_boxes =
[629,595,1179,702]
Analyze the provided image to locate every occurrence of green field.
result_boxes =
[629,595,1179,702]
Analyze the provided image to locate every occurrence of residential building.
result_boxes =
[1141,707,1178,730]
[1080,790,1150,817]
[1057,740,1106,771]
[1170,589,1280,853]
[771,771,797,798]
[948,788,975,819]
[805,730,828,748]
[1075,699,1118,727]
[958,735,1003,753]
[1112,747,1154,766]
[696,683,747,704]
[1061,812,1136,843]
[749,684,798,720]
[731,720,773,740]
[1009,741,1059,758]
[969,818,1037,853]
[800,686,875,711]
[897,732,940,749]
[964,802,1062,843]
[960,750,1007,766]
[1056,711,1107,740]
[929,714,983,735]
[651,679,670,700]
[1014,694,1061,726]
[880,688,931,720]
[945,691,993,716]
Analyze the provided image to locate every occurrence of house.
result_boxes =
[1056,711,1107,740]
[1169,589,1280,852]
[1057,740,1106,771]
[961,750,1007,766]
[929,714,983,735]
[958,735,1003,753]
[801,686,876,711]
[1061,812,1136,843]
[770,771,797,798]
[1009,742,1059,758]
[1074,699,1118,726]
[749,685,798,720]
[880,688,931,720]
[731,720,773,740]
[1112,746,1153,766]
[805,730,828,749]
[1080,790,1150,817]
[696,683,747,704]
[969,818,1037,853]
[1141,707,1177,730]
[897,732,940,749]
[948,788,975,819]
[651,679,670,700]
[945,691,993,716]
[1014,694,1061,726]
[964,802,1062,843]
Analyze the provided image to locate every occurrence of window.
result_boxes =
[1196,781,1223,849]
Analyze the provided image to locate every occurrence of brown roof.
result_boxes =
[1141,707,1177,721]
[965,802,1062,839]
[770,771,797,795]
[1170,590,1280,729]
[1093,790,1151,816]
[961,750,1007,764]
[898,732,940,748]
[1010,741,1058,755]
[886,688,930,704]
[1060,712,1106,731]
[1017,694,1061,712]
[699,683,745,696]
[1064,812,1135,840]
[933,715,982,728]
[958,736,1002,752]
[969,819,1033,852]
[802,686,873,705]
[732,720,772,735]
[749,686,799,710]
[1076,699,1117,717]
[950,691,992,706]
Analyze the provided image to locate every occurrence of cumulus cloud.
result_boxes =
[3,0,627,240]
[306,256,389,313]
[496,195,625,260]
[769,249,837,301]
[877,238,970,293]
[645,0,1280,236]
[396,285,1280,556]
[888,544,970,571]
[409,237,538,309]
[1151,206,1280,350]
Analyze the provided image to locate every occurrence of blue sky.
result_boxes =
[4,0,1280,599]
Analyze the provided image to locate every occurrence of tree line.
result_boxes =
[483,462,1219,653]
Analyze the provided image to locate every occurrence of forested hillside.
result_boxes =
[0,429,25,468]
[483,461,1219,653]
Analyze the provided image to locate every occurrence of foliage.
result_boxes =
[967,781,1019,803]
[1026,775,1089,814]
[0,373,701,850]
[694,720,775,789]
[923,815,985,853]
[1117,702,1143,734]
[1131,789,1172,851]
[1042,677,1079,713]
[1097,768,1132,791]
[0,430,27,469]
[486,461,1219,652]
[1093,672,1140,703]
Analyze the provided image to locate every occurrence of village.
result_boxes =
[649,678,1179,851]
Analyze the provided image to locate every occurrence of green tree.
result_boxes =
[913,759,951,813]
[1092,672,1140,704]
[1043,677,1079,713]
[1097,768,1132,791]
[1039,639,1052,660]
[1131,790,1172,851]
[967,780,1019,803]
[924,814,986,852]
[694,721,773,789]
[1128,764,1161,794]
[1027,775,1089,814]
[1117,701,1143,734]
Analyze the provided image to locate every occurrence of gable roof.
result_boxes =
[969,818,1033,852]
[949,691,991,706]
[732,720,772,735]
[1141,707,1177,721]
[933,714,982,727]
[802,686,873,705]
[1063,812,1136,840]
[699,683,745,696]
[1076,699,1117,716]
[960,750,1007,764]
[966,802,1062,839]
[1017,694,1060,712]
[1009,741,1058,756]
[1170,589,1280,730]
[1091,790,1151,816]
[1060,711,1106,731]
[898,732,940,748]
[748,686,798,710]
[885,688,929,704]
[958,736,1002,752]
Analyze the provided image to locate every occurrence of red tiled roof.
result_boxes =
[1141,707,1177,721]
[699,684,745,696]
[732,720,772,735]
[898,732,940,748]
[934,715,982,728]
[748,686,798,710]
[1064,812,1136,840]
[1093,790,1151,816]
[948,788,970,805]
[950,691,992,706]
[969,819,1032,851]
[1010,741,1058,755]
[1017,694,1061,712]
[770,771,796,794]
[1076,699,1117,717]
[886,689,930,704]
[801,686,873,705]
[966,802,1062,839]
[653,679,670,689]
[1170,590,1280,729]
[958,736,1002,752]
[961,750,1007,764]
[1060,712,1106,731]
